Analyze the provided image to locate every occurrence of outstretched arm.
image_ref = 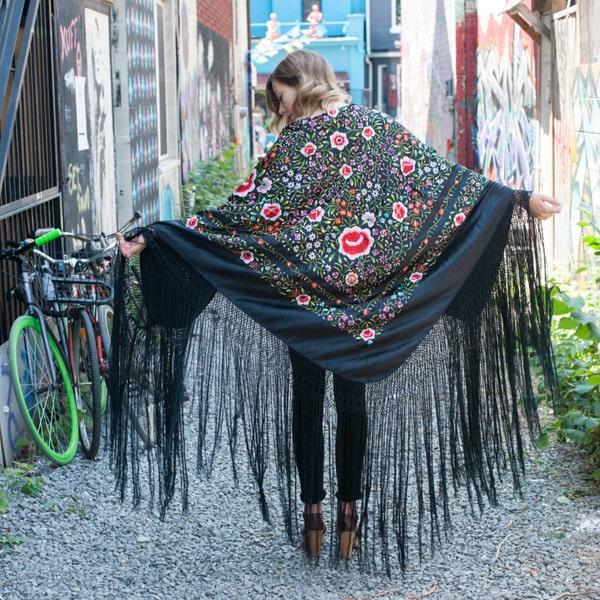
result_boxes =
[116,232,147,258]
[529,193,562,220]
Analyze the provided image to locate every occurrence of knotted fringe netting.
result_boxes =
[108,206,559,574]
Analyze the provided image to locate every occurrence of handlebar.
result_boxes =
[1,228,62,260]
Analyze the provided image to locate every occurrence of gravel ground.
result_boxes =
[1,418,599,600]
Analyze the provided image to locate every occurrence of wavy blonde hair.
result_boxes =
[266,50,351,135]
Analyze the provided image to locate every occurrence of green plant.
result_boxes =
[3,462,46,497]
[537,215,600,479]
[182,142,244,215]
[0,535,26,548]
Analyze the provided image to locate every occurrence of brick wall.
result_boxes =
[198,0,233,43]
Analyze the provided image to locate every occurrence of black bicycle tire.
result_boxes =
[71,309,102,459]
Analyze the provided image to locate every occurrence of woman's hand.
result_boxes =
[529,193,563,220]
[116,232,147,258]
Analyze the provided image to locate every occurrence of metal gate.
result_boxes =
[0,0,62,342]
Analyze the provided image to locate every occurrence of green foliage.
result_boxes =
[0,462,48,549]
[181,143,244,215]
[3,462,46,497]
[541,217,600,479]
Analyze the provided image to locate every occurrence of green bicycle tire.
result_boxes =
[71,309,102,459]
[9,315,78,465]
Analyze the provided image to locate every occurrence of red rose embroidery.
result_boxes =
[360,328,375,341]
[454,212,466,226]
[186,216,198,228]
[400,157,416,175]
[260,203,282,221]
[240,251,254,264]
[296,294,311,306]
[338,227,374,260]
[308,207,325,222]
[340,164,353,179]
[409,272,423,283]
[328,108,339,117]
[362,126,375,140]
[234,171,257,197]
[330,131,349,150]
[392,202,408,222]
[301,143,317,157]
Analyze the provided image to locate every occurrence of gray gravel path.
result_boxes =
[1,423,599,599]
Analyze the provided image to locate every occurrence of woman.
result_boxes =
[114,50,561,568]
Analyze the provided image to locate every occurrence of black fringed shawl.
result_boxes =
[109,104,559,573]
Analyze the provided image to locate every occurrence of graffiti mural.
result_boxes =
[197,24,233,161]
[571,63,600,263]
[477,17,537,190]
[85,9,117,235]
[553,11,579,264]
[56,4,92,231]
[178,0,199,183]
[126,0,159,224]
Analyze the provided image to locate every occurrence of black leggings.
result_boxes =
[289,348,367,504]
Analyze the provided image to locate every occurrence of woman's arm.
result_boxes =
[116,232,147,258]
[528,193,563,220]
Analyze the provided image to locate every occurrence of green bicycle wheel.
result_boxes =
[9,315,78,465]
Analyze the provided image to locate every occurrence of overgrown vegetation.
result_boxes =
[0,462,46,548]
[539,216,600,480]
[181,142,245,216]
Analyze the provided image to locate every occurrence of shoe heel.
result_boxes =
[308,528,325,558]
[339,530,356,560]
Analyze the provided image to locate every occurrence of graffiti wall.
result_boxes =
[476,0,537,190]
[126,0,160,225]
[56,2,116,234]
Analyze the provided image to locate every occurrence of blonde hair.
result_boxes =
[266,50,351,134]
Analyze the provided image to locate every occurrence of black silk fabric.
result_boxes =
[109,107,559,572]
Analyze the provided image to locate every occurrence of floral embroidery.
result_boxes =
[338,227,374,260]
[330,131,349,150]
[260,203,282,221]
[240,250,254,264]
[186,104,487,344]
[296,294,311,305]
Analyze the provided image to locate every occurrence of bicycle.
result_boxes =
[1,229,79,465]
[32,213,142,457]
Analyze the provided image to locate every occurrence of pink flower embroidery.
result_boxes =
[308,207,325,222]
[301,143,317,157]
[338,227,374,260]
[345,272,359,286]
[260,203,282,221]
[362,126,375,140]
[360,328,375,341]
[296,294,311,306]
[392,202,408,222]
[240,251,254,264]
[330,131,349,151]
[257,177,272,193]
[234,171,257,197]
[186,216,199,229]
[400,157,416,176]
[409,272,423,283]
[454,212,466,226]
[340,164,353,179]
[362,212,376,227]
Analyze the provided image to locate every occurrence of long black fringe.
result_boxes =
[108,207,559,573]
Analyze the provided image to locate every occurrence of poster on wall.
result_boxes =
[85,8,117,235]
